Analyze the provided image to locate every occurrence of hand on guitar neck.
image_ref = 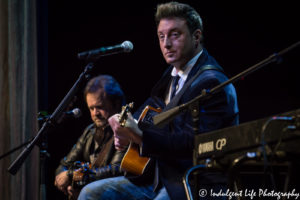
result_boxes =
[108,103,142,151]
[108,108,142,150]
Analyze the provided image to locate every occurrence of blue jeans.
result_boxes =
[78,176,170,200]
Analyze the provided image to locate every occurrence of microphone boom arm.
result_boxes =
[153,41,300,127]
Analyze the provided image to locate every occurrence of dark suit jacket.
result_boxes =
[133,49,239,200]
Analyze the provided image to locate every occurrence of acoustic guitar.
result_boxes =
[119,104,161,175]
[67,162,91,200]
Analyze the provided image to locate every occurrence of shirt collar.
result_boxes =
[170,50,203,81]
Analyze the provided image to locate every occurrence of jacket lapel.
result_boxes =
[163,50,208,111]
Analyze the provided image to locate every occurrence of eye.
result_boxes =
[95,105,103,110]
[171,32,180,38]
[158,34,165,41]
[89,105,103,111]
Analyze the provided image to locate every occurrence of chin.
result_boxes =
[165,59,174,65]
[165,57,178,65]
[95,121,106,128]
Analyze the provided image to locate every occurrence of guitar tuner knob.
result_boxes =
[119,102,135,127]
[128,102,134,109]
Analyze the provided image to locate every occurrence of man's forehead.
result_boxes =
[87,89,107,101]
[157,18,187,31]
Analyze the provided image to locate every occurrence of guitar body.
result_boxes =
[120,105,161,175]
[67,162,91,200]
[120,143,150,175]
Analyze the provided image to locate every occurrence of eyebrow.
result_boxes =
[89,102,104,109]
[158,27,181,34]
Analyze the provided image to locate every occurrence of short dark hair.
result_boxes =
[155,2,203,34]
[84,75,126,110]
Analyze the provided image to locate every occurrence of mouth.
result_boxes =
[94,116,106,123]
[95,121,108,129]
[94,118,108,127]
[165,51,176,57]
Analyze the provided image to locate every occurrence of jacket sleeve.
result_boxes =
[55,125,93,176]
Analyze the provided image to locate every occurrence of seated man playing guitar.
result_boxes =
[54,75,127,199]
[78,2,239,200]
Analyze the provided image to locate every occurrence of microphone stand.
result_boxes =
[7,62,95,181]
[37,111,52,200]
[153,41,300,200]
[153,41,300,129]
[1,130,48,200]
[1,113,51,200]
[0,138,34,161]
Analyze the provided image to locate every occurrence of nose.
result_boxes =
[163,36,171,49]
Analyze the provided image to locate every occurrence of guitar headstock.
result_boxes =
[119,102,134,127]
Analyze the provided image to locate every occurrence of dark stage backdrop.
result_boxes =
[46,1,300,199]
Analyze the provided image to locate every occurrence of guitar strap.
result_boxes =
[92,129,114,168]
[164,64,224,111]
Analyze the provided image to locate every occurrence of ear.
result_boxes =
[193,29,202,47]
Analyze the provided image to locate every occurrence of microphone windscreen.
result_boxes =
[121,41,133,52]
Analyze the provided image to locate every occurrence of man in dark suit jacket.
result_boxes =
[78,2,239,200]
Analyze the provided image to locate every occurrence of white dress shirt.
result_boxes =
[165,50,203,105]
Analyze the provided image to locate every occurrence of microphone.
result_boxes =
[65,108,82,118]
[77,40,133,60]
[37,108,82,122]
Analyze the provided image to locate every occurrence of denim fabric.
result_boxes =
[78,176,170,200]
